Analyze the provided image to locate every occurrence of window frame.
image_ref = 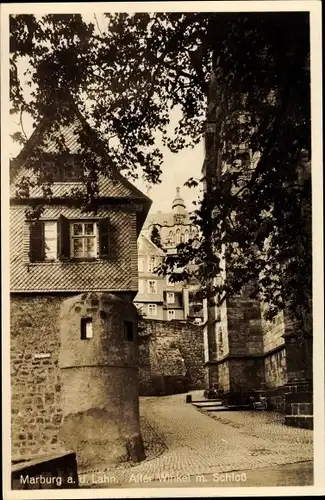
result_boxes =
[148,279,157,294]
[167,309,176,321]
[70,221,97,260]
[166,292,175,304]
[29,216,116,263]
[81,318,93,339]
[148,303,157,316]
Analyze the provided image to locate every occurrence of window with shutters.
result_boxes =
[28,216,116,262]
[70,222,97,259]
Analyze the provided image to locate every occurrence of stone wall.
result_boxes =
[213,296,265,393]
[227,297,264,356]
[228,358,265,391]
[11,295,65,460]
[138,319,205,395]
[261,309,286,353]
[11,292,144,467]
[264,348,287,389]
[217,362,230,392]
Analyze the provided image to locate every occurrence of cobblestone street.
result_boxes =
[80,390,313,488]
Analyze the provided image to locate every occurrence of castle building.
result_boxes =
[135,188,202,322]
[10,97,151,470]
[142,187,198,252]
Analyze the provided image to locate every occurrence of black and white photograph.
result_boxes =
[1,1,324,498]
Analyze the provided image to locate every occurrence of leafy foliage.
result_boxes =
[150,225,162,249]
[10,12,312,333]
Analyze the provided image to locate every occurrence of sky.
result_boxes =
[9,12,204,215]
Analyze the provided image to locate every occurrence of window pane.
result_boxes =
[85,223,94,235]
[73,238,83,258]
[73,223,83,236]
[148,304,157,316]
[44,221,57,259]
[168,310,175,320]
[85,238,95,257]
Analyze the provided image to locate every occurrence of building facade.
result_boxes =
[135,233,165,320]
[136,188,202,322]
[142,187,198,251]
[10,100,151,468]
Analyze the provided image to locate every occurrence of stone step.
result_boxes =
[206,405,252,412]
[192,401,224,408]
[204,405,229,412]
[191,399,222,404]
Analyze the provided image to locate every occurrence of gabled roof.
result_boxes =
[10,96,152,231]
[138,233,165,257]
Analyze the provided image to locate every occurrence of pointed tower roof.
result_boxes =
[172,187,186,213]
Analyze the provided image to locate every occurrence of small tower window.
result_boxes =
[81,318,93,339]
[124,321,134,341]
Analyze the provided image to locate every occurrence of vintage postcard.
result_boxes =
[1,1,324,498]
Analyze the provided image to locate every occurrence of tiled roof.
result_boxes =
[138,233,165,257]
[10,107,152,204]
[11,170,141,199]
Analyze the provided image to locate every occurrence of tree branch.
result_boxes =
[19,108,28,140]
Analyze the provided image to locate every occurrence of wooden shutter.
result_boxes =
[29,221,45,262]
[98,218,116,259]
[57,215,70,259]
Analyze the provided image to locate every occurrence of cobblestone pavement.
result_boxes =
[80,391,313,488]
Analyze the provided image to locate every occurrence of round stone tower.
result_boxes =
[58,292,144,470]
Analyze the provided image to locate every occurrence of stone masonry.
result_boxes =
[138,319,205,396]
[11,295,65,460]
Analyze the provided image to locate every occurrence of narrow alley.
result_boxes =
[80,391,313,488]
